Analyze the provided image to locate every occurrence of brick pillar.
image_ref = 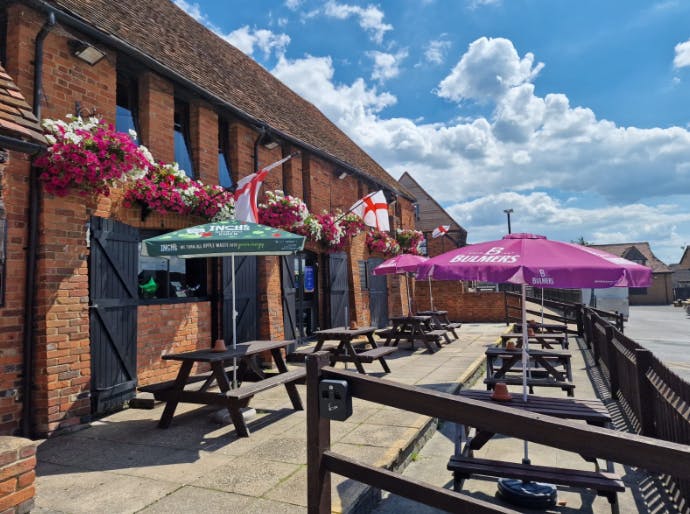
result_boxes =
[138,72,174,163]
[190,102,218,184]
[0,436,37,513]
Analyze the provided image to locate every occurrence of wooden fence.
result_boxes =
[581,307,690,512]
[305,352,690,513]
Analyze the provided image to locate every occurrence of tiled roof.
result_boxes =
[47,0,410,197]
[589,242,672,273]
[398,171,467,242]
[0,65,46,145]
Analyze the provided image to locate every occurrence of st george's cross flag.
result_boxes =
[432,225,450,238]
[233,153,298,223]
[349,190,390,232]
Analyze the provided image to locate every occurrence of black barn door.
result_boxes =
[281,256,298,342]
[329,252,349,327]
[222,256,257,346]
[368,257,389,328]
[89,217,138,415]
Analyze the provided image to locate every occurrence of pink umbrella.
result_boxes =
[372,254,429,313]
[415,233,652,501]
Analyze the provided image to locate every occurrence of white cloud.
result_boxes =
[285,0,302,10]
[424,38,452,65]
[438,37,544,103]
[323,1,393,44]
[673,38,690,68]
[467,0,502,8]
[223,26,291,58]
[367,50,408,84]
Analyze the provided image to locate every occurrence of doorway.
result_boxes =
[282,251,319,343]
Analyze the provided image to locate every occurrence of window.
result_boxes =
[358,260,368,290]
[116,72,139,141]
[413,203,420,220]
[629,287,647,295]
[174,99,194,178]
[138,230,207,301]
[218,119,233,189]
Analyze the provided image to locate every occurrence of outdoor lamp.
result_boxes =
[69,39,106,66]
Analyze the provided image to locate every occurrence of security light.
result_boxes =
[69,40,105,66]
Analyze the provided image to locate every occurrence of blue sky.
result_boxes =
[175,0,690,264]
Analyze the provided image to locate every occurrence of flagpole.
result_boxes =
[333,191,377,224]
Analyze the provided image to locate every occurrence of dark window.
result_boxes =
[359,260,368,290]
[218,119,233,188]
[413,203,420,220]
[116,72,139,141]
[174,100,194,178]
[138,230,207,302]
[629,287,647,295]
[419,238,428,256]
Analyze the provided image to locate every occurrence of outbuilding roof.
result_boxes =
[590,242,672,273]
[45,0,410,197]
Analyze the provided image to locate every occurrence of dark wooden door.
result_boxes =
[281,256,298,342]
[329,252,349,328]
[89,216,138,415]
[222,256,258,347]
[368,257,389,328]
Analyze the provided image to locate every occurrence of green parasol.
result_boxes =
[142,219,305,258]
[143,220,305,390]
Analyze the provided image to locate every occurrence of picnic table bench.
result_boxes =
[309,326,396,374]
[449,389,622,513]
[500,332,568,350]
[484,346,575,396]
[138,340,305,436]
[379,315,449,353]
[416,310,462,339]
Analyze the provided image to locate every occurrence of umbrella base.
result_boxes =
[497,478,557,509]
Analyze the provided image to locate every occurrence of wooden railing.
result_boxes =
[581,307,690,511]
[305,353,690,513]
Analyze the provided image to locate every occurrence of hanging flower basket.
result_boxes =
[123,162,234,221]
[34,116,152,197]
[366,230,400,257]
[396,228,426,255]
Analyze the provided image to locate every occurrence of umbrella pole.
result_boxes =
[232,254,237,389]
[405,274,412,314]
[428,276,434,311]
[521,284,529,463]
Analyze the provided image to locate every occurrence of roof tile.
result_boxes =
[0,64,46,145]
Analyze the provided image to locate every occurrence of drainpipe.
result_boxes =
[21,11,55,438]
[253,125,267,173]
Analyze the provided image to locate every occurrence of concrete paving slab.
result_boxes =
[190,457,301,496]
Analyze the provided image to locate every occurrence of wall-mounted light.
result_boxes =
[337,171,348,180]
[68,39,105,66]
[263,140,279,150]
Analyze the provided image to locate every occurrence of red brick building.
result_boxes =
[0,0,416,437]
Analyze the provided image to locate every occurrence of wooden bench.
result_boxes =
[423,329,451,347]
[334,346,397,373]
[225,368,306,401]
[448,456,624,513]
[138,365,237,396]
[484,375,576,396]
[443,322,462,339]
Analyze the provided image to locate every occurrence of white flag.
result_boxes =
[233,153,298,223]
[233,169,268,223]
[432,225,450,238]
[349,190,389,232]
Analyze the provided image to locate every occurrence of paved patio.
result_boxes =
[33,324,663,513]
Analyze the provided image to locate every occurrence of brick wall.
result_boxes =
[0,436,37,513]
[415,282,506,322]
[0,4,416,436]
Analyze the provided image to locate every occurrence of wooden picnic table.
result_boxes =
[500,332,568,349]
[312,326,396,374]
[379,315,449,353]
[416,310,462,339]
[448,390,621,511]
[484,346,575,396]
[513,322,570,348]
[139,340,305,436]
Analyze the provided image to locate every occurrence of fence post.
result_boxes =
[617,312,624,333]
[575,304,584,337]
[635,349,656,437]
[306,352,332,514]
[605,325,619,396]
[504,292,510,325]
